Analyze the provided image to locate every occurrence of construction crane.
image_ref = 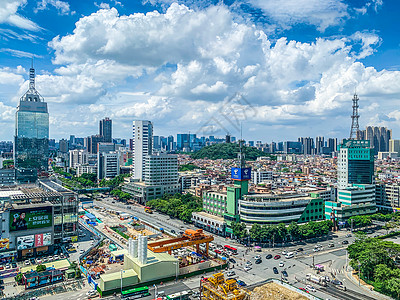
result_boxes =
[147,229,214,256]
[200,273,251,300]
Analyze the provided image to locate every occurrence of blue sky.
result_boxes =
[0,0,400,142]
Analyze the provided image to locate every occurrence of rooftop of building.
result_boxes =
[125,249,177,268]
[38,179,73,193]
[100,268,137,282]
[242,192,312,203]
[193,211,225,223]
[12,200,53,209]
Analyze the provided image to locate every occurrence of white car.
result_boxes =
[36,258,42,264]
[279,262,284,267]
[245,261,252,266]
[24,260,30,266]
[313,248,319,252]
[86,290,96,296]
[226,271,235,277]
[282,251,287,255]
[306,285,316,292]
[244,266,252,271]
[53,255,59,260]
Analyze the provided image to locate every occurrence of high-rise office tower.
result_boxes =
[315,136,324,155]
[167,135,174,151]
[337,139,374,189]
[132,120,153,180]
[99,117,112,143]
[299,137,313,155]
[14,62,49,182]
[358,126,392,154]
[327,138,337,153]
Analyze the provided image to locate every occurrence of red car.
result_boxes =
[299,287,310,293]
[215,249,221,254]
[274,255,281,260]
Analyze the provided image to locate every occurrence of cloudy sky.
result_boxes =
[1,0,400,142]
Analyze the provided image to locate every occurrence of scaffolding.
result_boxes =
[200,273,251,300]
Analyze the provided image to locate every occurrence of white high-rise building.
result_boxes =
[144,154,178,185]
[132,120,153,180]
[97,151,120,179]
[69,149,88,168]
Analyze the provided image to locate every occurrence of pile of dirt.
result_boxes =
[251,282,308,300]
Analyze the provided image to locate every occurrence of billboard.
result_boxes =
[9,206,52,231]
[34,233,51,247]
[0,238,10,251]
[17,235,34,250]
[231,167,251,180]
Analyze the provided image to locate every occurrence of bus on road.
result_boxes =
[121,286,150,298]
[224,245,238,254]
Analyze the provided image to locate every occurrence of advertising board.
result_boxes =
[34,233,51,247]
[231,167,251,180]
[0,238,10,251]
[9,206,52,231]
[17,235,34,250]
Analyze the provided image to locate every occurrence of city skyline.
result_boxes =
[1,1,400,141]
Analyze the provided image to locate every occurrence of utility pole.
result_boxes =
[312,255,315,269]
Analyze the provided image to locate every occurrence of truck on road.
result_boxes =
[306,274,327,286]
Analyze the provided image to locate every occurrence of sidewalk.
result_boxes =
[343,269,392,300]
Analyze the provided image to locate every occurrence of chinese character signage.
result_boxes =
[35,233,51,247]
[9,207,52,231]
[231,167,251,180]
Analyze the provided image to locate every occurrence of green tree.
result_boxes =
[287,222,300,239]
[375,264,392,283]
[232,222,247,239]
[250,224,262,241]
[36,264,46,272]
[387,278,400,299]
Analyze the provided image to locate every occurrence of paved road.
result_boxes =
[82,198,392,300]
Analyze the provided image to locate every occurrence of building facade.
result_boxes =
[122,154,180,203]
[99,117,112,143]
[337,139,374,190]
[14,64,49,182]
[132,121,153,180]
[97,152,120,179]
[252,170,273,185]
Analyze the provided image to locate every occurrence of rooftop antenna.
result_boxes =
[238,122,245,168]
[349,92,360,140]
[29,56,35,90]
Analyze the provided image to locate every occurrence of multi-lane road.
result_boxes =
[82,198,391,300]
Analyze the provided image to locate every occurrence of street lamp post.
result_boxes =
[120,270,125,294]
[173,262,178,282]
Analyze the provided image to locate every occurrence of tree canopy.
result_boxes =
[190,143,273,160]
[147,193,202,223]
[347,236,400,299]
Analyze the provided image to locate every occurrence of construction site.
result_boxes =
[200,273,251,300]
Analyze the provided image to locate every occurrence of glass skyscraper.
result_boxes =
[14,64,49,182]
